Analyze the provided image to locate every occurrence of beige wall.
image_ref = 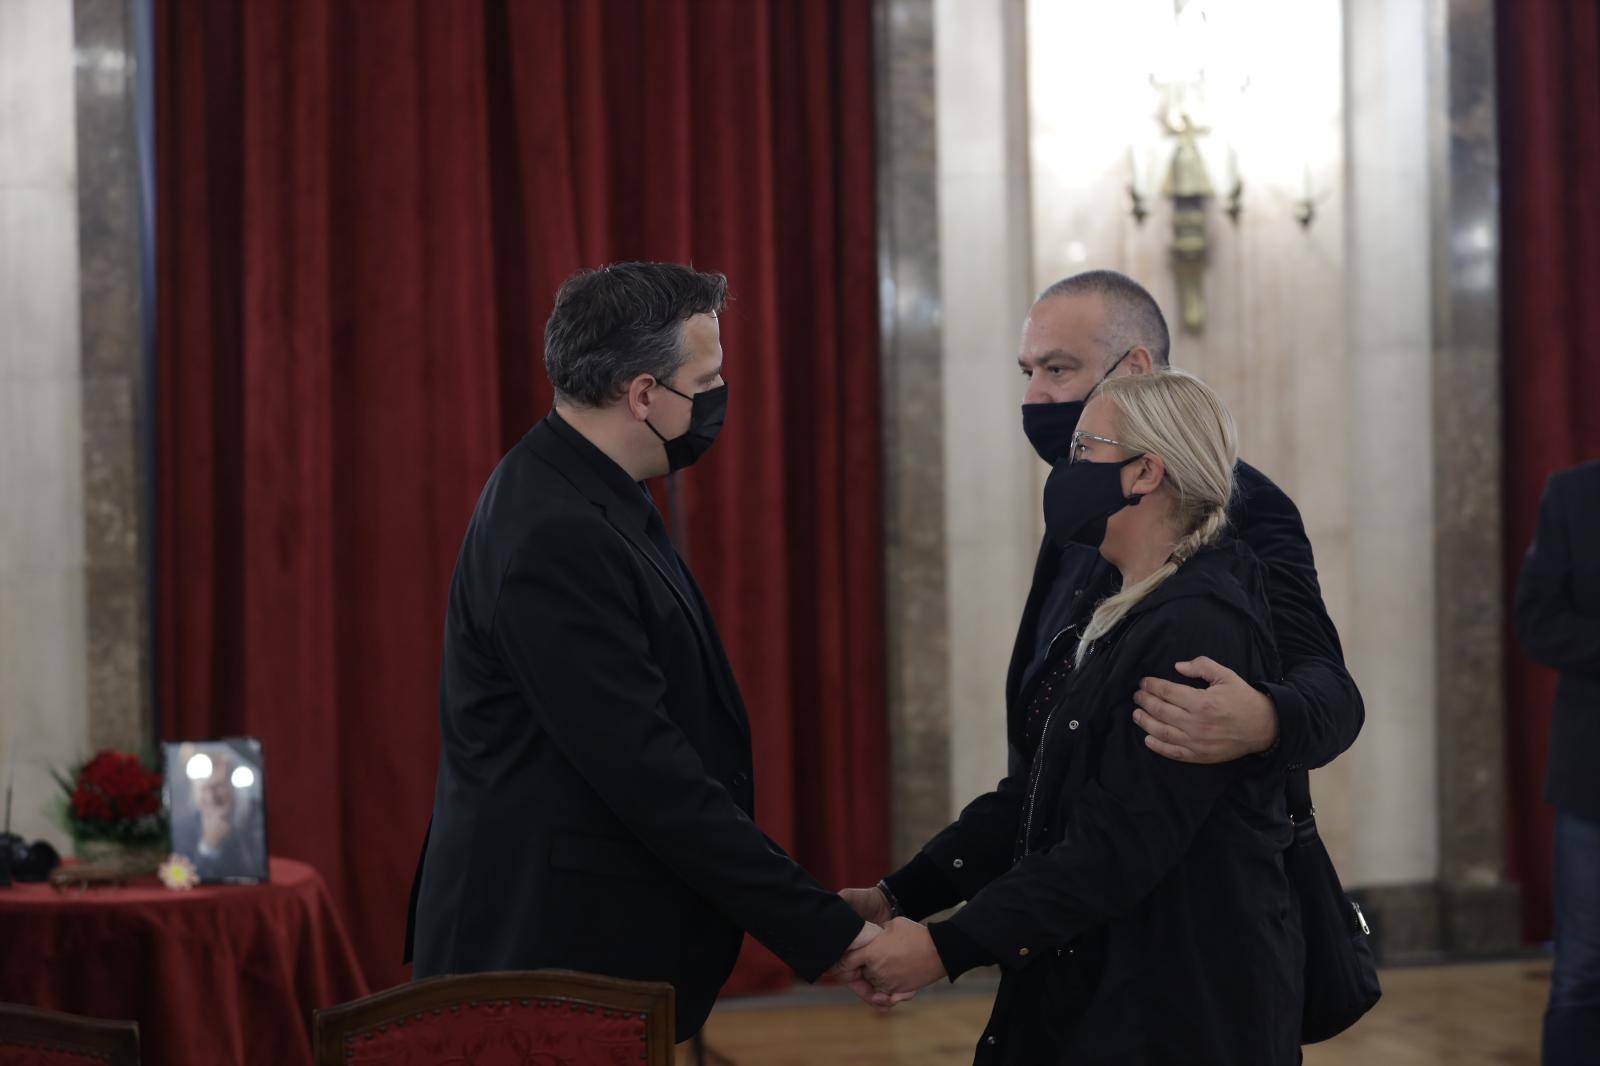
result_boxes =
[934,0,1038,811]
[0,0,87,852]
[1341,0,1438,888]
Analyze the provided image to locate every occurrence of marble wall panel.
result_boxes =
[1343,0,1439,889]
[1429,0,1519,952]
[935,0,1038,814]
[877,0,953,863]
[74,0,152,754]
[0,0,87,852]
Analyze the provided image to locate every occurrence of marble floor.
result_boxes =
[680,958,1550,1065]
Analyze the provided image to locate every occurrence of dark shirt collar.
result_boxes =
[544,408,654,530]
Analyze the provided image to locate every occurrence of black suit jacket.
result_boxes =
[1515,459,1600,820]
[884,459,1363,921]
[404,412,862,1038]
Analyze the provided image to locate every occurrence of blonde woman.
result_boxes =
[845,370,1303,1065]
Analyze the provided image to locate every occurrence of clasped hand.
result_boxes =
[827,888,946,1009]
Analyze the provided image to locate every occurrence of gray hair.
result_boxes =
[544,262,728,407]
[1037,269,1171,367]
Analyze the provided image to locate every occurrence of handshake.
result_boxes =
[827,885,947,1009]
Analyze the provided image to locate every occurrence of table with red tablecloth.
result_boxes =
[0,858,369,1065]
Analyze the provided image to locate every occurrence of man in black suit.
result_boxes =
[838,270,1364,995]
[404,262,877,1039]
[1515,459,1600,1065]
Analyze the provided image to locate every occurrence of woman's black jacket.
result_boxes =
[923,539,1304,1066]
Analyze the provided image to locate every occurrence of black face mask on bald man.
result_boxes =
[1020,348,1132,463]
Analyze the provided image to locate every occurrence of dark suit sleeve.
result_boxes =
[492,522,863,982]
[1516,473,1600,674]
[937,605,1248,971]
[1237,468,1365,771]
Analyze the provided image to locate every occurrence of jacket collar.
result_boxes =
[534,408,655,531]
[522,411,752,743]
[1123,537,1264,619]
[1104,537,1276,663]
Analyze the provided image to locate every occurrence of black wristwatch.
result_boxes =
[875,879,904,919]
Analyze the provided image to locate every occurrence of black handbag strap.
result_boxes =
[1287,768,1314,824]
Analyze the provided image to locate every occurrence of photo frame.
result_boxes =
[161,738,269,884]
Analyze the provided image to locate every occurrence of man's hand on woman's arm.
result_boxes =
[1132,656,1278,764]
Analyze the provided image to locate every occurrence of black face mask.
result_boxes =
[1020,348,1133,463]
[646,381,728,472]
[1042,453,1146,549]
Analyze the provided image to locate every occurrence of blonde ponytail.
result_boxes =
[1169,506,1229,566]
[1073,371,1237,667]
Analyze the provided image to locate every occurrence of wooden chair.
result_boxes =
[0,1004,139,1065]
[312,970,675,1066]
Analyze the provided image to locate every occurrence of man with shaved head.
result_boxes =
[1031,269,1172,367]
[836,270,1365,1056]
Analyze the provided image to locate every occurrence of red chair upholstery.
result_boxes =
[0,1004,139,1066]
[312,970,674,1066]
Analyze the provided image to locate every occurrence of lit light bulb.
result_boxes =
[231,766,256,790]
[185,753,213,781]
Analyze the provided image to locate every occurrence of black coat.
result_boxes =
[886,462,1361,926]
[1007,461,1362,773]
[1515,459,1600,821]
[884,462,1356,1063]
[948,541,1302,1065]
[403,412,862,1039]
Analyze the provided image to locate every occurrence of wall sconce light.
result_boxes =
[1224,145,1243,223]
[1127,148,1152,225]
[1128,88,1230,334]
[1123,0,1329,332]
[1161,112,1215,335]
[1293,163,1329,229]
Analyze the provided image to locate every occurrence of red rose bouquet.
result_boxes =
[52,750,167,846]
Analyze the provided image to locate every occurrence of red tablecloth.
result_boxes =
[0,858,369,1065]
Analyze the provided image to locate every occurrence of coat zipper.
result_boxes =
[1021,627,1122,857]
[1022,626,1083,856]
[1022,704,1057,854]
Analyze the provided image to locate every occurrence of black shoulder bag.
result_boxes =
[1286,768,1382,1043]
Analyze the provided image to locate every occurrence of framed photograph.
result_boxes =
[162,738,269,884]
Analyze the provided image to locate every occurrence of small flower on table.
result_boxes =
[159,853,200,891]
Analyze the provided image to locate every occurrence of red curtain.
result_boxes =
[156,0,887,995]
[1498,0,1600,942]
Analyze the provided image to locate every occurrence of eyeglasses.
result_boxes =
[1068,429,1138,464]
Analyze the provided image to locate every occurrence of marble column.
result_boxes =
[876,0,952,864]
[1340,0,1442,957]
[0,0,152,853]
[1428,0,1520,954]
[74,0,154,757]
[934,0,1036,819]
[0,0,89,850]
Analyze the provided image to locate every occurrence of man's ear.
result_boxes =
[1125,347,1156,377]
[625,374,657,422]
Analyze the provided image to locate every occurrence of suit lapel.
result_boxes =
[601,514,753,743]
[525,421,752,744]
